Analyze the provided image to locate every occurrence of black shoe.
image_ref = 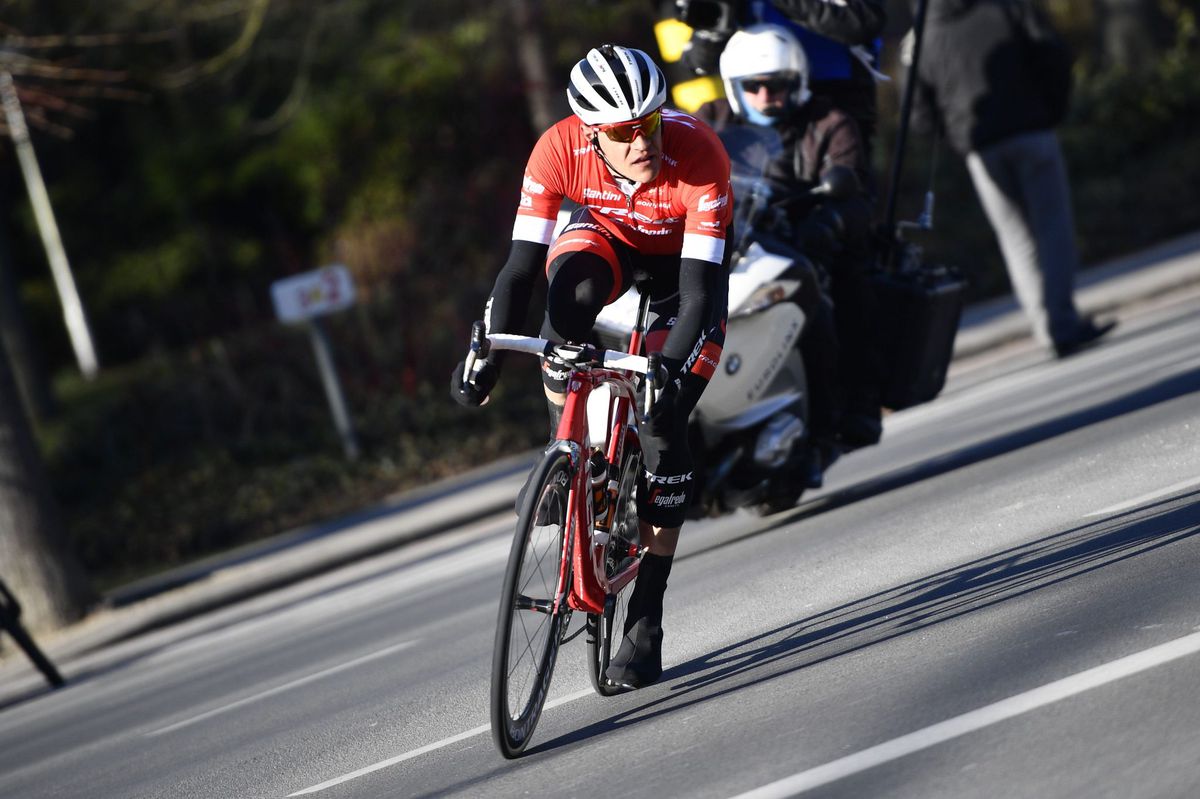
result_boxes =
[800,440,838,489]
[1053,317,1117,359]
[838,411,882,449]
[604,619,663,689]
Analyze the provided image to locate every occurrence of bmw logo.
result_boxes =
[725,354,742,375]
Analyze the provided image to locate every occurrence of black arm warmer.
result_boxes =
[484,239,548,368]
[659,256,729,379]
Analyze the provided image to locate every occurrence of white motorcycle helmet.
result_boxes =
[719,24,812,127]
[567,44,668,126]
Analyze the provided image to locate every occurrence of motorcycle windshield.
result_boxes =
[718,125,784,249]
[719,124,783,182]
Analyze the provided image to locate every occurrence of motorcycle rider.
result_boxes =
[699,23,882,465]
[661,0,886,155]
[451,45,733,689]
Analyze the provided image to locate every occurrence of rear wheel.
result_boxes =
[587,444,642,696]
[490,449,573,758]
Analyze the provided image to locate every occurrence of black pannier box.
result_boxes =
[872,244,967,410]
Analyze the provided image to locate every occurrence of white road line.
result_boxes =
[1085,476,1200,517]
[146,640,418,737]
[287,686,594,796]
[729,630,1200,799]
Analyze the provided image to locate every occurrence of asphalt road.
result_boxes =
[1,286,1199,799]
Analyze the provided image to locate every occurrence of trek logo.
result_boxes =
[522,175,546,195]
[697,193,729,213]
[644,470,694,485]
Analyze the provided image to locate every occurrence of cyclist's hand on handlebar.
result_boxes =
[450,360,497,407]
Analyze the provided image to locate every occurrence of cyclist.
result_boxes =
[451,45,733,690]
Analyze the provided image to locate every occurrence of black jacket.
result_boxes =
[912,0,1072,155]
[697,97,874,258]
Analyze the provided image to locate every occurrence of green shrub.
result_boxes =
[41,308,546,588]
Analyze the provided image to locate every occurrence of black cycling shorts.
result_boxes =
[541,207,729,528]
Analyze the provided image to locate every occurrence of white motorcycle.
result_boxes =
[590,125,855,517]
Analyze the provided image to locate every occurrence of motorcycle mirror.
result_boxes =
[812,165,860,201]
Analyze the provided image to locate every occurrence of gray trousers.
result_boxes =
[967,129,1082,347]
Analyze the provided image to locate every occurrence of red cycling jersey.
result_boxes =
[512,109,733,265]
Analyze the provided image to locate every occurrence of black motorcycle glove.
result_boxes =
[450,360,497,407]
[793,215,841,265]
[681,30,731,76]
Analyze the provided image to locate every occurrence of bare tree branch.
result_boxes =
[16,87,94,120]
[159,0,272,89]
[1,31,175,49]
[245,4,323,136]
[0,22,139,140]
[21,105,75,139]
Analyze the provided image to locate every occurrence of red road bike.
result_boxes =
[459,288,662,758]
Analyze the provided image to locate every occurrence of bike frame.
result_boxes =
[475,289,655,620]
[553,365,642,616]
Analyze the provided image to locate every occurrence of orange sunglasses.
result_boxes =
[597,109,663,143]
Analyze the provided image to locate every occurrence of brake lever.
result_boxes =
[643,352,667,418]
[462,320,490,387]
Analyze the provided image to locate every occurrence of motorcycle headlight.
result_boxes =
[732,279,800,317]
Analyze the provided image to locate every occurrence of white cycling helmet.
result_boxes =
[719,24,812,126]
[567,44,668,126]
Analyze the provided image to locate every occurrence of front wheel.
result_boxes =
[491,449,574,758]
[587,444,642,696]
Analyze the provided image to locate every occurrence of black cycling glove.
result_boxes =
[450,360,497,407]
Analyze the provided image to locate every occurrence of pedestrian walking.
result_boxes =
[911,0,1115,357]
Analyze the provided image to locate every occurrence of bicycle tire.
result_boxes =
[490,448,574,758]
[587,443,642,696]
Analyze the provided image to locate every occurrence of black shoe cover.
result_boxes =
[605,618,663,689]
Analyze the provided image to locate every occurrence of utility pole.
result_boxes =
[0,69,99,379]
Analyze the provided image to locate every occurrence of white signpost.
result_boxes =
[271,265,360,461]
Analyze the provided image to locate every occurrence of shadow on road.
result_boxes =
[687,362,1200,562]
[528,488,1200,755]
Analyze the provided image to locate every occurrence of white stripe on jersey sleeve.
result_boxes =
[512,215,557,245]
[682,232,726,264]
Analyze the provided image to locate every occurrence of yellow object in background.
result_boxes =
[655,18,693,62]
[653,18,726,112]
[672,76,724,112]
